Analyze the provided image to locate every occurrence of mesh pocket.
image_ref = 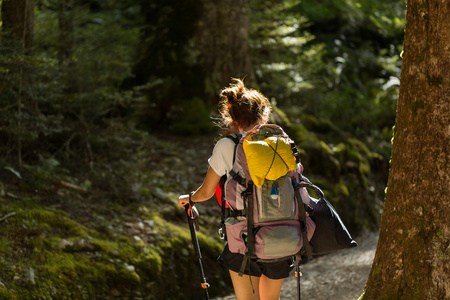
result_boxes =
[256,175,295,222]
[254,224,301,259]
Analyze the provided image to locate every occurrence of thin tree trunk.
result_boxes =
[1,0,35,52]
[57,0,74,65]
[361,0,450,299]
[1,0,35,166]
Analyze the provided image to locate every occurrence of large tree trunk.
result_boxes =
[1,0,35,52]
[361,0,449,299]
[134,0,254,95]
[195,0,256,97]
[131,0,255,132]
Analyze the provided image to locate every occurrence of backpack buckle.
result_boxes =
[241,189,253,201]
[218,227,226,239]
[241,182,254,199]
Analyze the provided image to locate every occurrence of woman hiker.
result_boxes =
[177,78,293,300]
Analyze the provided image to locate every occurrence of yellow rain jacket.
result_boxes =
[243,136,297,188]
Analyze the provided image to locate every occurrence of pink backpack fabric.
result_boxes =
[222,124,315,261]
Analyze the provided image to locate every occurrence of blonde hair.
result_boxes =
[218,78,271,131]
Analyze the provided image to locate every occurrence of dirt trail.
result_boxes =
[213,231,378,300]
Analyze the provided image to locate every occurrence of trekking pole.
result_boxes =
[295,262,302,300]
[184,196,210,300]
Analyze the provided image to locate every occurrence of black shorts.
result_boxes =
[217,245,294,280]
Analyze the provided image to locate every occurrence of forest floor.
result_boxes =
[213,230,379,300]
[0,128,381,299]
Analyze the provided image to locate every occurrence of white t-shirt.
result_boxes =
[208,137,236,177]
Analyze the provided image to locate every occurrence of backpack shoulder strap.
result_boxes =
[218,132,243,239]
[227,132,242,144]
[227,132,242,159]
[218,132,242,186]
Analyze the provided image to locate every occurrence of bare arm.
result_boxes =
[177,167,222,207]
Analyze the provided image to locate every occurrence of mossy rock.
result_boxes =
[300,140,341,180]
[300,114,344,139]
[276,113,383,234]
[0,287,18,300]
[147,215,230,299]
[0,201,231,300]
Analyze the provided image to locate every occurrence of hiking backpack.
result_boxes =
[218,124,316,275]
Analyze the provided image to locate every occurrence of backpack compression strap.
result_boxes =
[239,181,255,277]
[293,179,314,260]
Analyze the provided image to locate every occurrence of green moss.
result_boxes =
[338,182,350,197]
[412,100,425,115]
[285,122,319,146]
[359,159,371,176]
[348,138,375,158]
[197,231,224,256]
[0,237,11,253]
[0,201,152,299]
[140,186,151,197]
[134,247,163,278]
[0,287,18,300]
[334,142,347,154]
[29,249,141,298]
[14,208,89,238]
[319,140,334,156]
[427,76,443,86]
[300,140,341,179]
[40,252,78,278]
[301,114,343,137]
[272,105,292,127]
[357,293,364,300]
[109,263,141,286]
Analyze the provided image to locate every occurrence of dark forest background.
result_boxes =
[0,0,406,299]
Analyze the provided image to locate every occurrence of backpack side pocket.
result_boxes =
[225,219,247,255]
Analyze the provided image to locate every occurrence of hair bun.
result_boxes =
[221,78,245,104]
[217,78,271,130]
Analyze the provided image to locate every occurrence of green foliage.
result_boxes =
[303,0,405,132]
[250,0,405,162]
[0,32,63,163]
[170,97,214,135]
[250,0,317,96]
[0,0,141,164]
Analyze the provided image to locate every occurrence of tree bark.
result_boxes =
[362,1,449,299]
[1,0,35,165]
[195,0,256,97]
[1,0,35,53]
[130,0,255,131]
